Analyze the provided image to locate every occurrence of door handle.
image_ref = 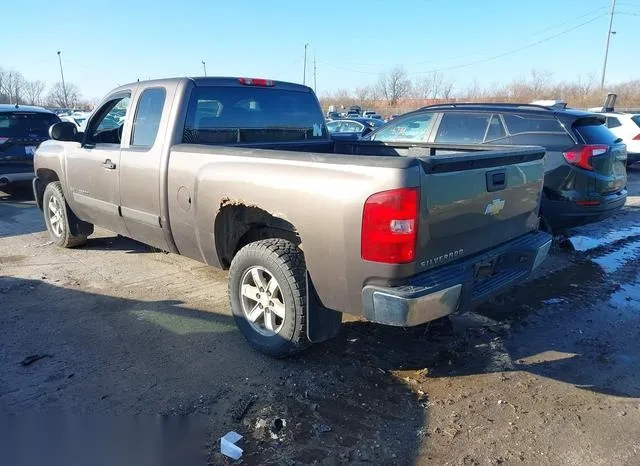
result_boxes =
[101,159,116,170]
[486,169,507,192]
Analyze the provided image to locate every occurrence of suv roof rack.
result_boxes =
[419,102,557,112]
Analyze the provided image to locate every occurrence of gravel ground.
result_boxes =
[1,168,639,465]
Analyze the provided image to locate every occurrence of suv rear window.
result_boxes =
[0,112,60,138]
[574,120,621,145]
[503,113,566,134]
[631,115,640,128]
[183,87,327,144]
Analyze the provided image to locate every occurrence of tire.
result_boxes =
[228,239,309,358]
[43,182,88,248]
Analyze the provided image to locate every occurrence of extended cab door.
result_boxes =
[65,92,132,235]
[118,86,172,250]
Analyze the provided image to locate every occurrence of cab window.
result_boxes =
[131,88,166,147]
[87,95,131,145]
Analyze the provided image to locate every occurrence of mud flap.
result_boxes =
[306,272,342,343]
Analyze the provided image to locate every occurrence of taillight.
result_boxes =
[361,188,419,264]
[633,134,640,141]
[238,77,274,87]
[563,144,608,171]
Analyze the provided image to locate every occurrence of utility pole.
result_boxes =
[303,43,309,85]
[600,0,616,90]
[202,60,207,77]
[313,55,317,93]
[57,51,69,108]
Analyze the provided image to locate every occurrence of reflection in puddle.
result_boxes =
[592,241,640,273]
[608,282,640,311]
[569,226,640,252]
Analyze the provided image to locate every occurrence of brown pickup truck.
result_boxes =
[33,77,552,357]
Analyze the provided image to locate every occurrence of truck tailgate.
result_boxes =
[415,147,545,270]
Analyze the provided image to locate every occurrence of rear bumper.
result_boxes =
[361,231,552,327]
[627,152,640,165]
[542,189,627,230]
[0,172,34,187]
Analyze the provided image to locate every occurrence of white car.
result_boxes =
[60,112,90,132]
[599,113,640,166]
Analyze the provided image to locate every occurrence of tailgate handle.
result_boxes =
[486,170,507,192]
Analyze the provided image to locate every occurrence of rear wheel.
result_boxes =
[43,182,89,248]
[228,239,309,358]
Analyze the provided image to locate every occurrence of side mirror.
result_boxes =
[49,121,78,142]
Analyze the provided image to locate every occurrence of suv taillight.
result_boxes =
[633,134,640,141]
[361,188,419,264]
[563,144,608,171]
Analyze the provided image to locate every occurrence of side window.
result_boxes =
[435,112,492,144]
[606,117,621,129]
[343,121,364,132]
[131,88,166,147]
[484,114,507,142]
[88,96,131,145]
[373,113,435,142]
[503,113,565,134]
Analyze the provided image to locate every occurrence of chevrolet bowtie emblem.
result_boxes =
[484,198,505,216]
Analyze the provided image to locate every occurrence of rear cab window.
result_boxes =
[183,86,328,144]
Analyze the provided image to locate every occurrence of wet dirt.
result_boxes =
[2,175,640,465]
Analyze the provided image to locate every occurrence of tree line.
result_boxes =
[0,67,90,109]
[320,65,640,116]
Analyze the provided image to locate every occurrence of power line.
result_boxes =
[319,13,607,77]
[318,5,609,69]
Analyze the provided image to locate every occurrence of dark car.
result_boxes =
[326,117,385,140]
[0,105,60,191]
[365,103,627,232]
[326,111,341,120]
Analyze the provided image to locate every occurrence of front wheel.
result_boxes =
[228,239,309,358]
[43,182,88,248]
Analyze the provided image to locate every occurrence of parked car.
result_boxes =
[363,111,383,119]
[0,104,60,192]
[60,112,90,132]
[326,111,341,120]
[365,103,627,232]
[598,113,640,166]
[34,77,551,357]
[348,105,361,116]
[326,118,384,140]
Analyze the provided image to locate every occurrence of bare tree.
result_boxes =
[46,81,81,108]
[355,86,372,108]
[377,66,411,106]
[23,80,46,106]
[0,71,26,105]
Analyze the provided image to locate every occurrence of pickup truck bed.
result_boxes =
[33,76,551,357]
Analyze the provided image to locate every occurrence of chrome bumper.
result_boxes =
[361,231,552,327]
